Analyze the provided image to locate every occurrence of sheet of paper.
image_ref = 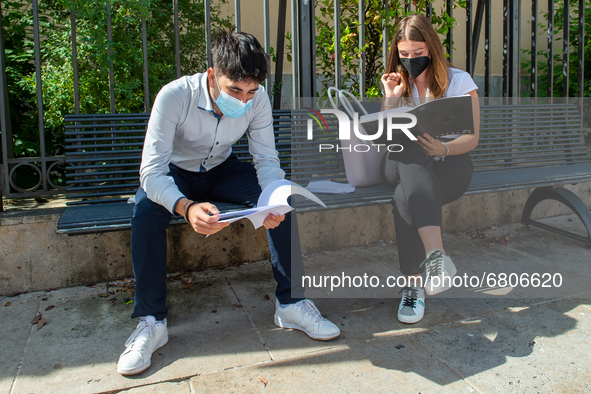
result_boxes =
[217,180,326,230]
[218,204,292,229]
[306,180,355,194]
[257,179,326,208]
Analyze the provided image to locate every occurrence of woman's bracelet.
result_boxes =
[441,142,450,161]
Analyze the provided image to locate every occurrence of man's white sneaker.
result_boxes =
[398,287,425,324]
[274,299,340,341]
[420,248,457,295]
[117,316,168,376]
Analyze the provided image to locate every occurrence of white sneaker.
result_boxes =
[117,316,168,375]
[274,299,340,341]
[398,287,425,324]
[420,248,457,295]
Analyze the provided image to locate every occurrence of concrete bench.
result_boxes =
[57,102,591,247]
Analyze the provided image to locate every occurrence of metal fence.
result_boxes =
[311,0,586,98]
[0,0,587,207]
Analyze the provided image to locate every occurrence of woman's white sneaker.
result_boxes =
[274,299,340,340]
[397,287,425,324]
[420,249,457,295]
[117,316,168,376]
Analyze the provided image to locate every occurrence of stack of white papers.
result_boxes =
[216,179,326,229]
[305,180,355,194]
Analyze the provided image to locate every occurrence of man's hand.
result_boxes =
[263,213,285,230]
[185,202,229,235]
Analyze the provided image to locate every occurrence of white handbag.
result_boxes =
[326,87,386,187]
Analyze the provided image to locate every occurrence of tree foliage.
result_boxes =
[2,0,232,164]
[314,0,461,97]
[521,0,590,98]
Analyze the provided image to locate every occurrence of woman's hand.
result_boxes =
[381,72,404,97]
[416,133,448,157]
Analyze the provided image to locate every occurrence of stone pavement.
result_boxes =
[1,215,591,394]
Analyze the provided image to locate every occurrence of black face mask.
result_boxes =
[400,55,431,79]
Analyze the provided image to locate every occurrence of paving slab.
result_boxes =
[226,259,466,360]
[414,297,591,393]
[434,222,591,301]
[10,274,270,394]
[302,243,403,299]
[439,297,557,321]
[189,334,475,394]
[0,295,41,393]
[222,263,344,359]
[117,381,191,393]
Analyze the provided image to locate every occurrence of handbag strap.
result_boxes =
[327,87,369,119]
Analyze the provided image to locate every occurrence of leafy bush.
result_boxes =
[1,0,232,186]
[520,1,590,153]
[521,0,590,98]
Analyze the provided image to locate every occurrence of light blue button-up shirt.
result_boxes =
[140,73,285,213]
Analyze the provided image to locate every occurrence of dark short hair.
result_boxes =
[212,30,268,84]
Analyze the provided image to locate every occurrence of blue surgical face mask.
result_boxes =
[213,74,253,118]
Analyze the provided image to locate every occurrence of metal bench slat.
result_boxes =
[66,163,140,171]
[67,183,140,192]
[65,151,143,157]
[65,156,142,164]
[66,143,144,150]
[466,163,591,193]
[65,136,145,144]
[66,198,132,205]
[66,169,139,178]
[65,122,149,130]
[472,147,587,158]
[478,135,583,143]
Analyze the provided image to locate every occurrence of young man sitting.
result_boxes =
[117,30,340,376]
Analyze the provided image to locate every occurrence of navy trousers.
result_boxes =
[131,154,303,321]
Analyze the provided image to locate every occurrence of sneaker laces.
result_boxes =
[295,299,324,322]
[399,287,418,308]
[124,318,157,351]
[419,250,443,278]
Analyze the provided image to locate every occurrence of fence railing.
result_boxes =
[1,0,65,203]
[0,0,587,208]
[314,0,586,98]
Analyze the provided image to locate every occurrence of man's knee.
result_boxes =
[132,189,170,225]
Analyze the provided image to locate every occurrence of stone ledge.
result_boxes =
[0,207,65,226]
[1,181,590,295]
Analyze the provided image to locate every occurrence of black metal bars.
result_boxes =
[106,2,116,114]
[547,0,554,97]
[578,0,585,98]
[531,0,538,97]
[563,0,570,97]
[359,0,365,98]
[447,0,454,63]
[466,0,473,74]
[174,0,180,78]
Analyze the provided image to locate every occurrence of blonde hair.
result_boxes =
[385,14,451,98]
